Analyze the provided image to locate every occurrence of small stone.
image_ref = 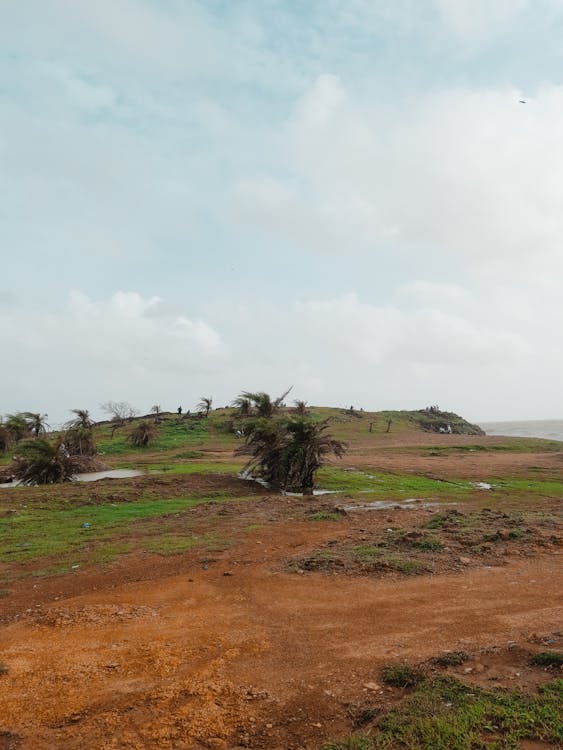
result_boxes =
[463,667,473,674]
[363,682,381,691]
[459,556,471,565]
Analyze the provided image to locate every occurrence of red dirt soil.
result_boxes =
[1,517,561,749]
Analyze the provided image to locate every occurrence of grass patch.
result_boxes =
[307,511,343,522]
[316,468,469,497]
[0,493,244,563]
[323,677,563,750]
[142,533,223,556]
[431,651,470,667]
[96,418,210,456]
[146,462,242,475]
[530,651,563,668]
[382,664,425,688]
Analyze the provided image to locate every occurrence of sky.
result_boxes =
[2,0,563,425]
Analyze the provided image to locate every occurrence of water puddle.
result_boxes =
[74,469,143,482]
[0,469,143,487]
[238,471,336,496]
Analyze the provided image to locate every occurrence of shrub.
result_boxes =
[432,651,470,667]
[13,439,75,485]
[530,651,563,668]
[129,420,157,448]
[237,413,346,492]
[381,664,425,688]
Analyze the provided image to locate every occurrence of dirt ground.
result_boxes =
[1,438,562,750]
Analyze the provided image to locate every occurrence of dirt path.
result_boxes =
[1,521,561,750]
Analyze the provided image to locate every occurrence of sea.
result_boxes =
[478,419,563,442]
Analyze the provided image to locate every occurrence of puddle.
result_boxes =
[74,469,143,482]
[238,471,337,496]
[0,469,143,487]
[283,489,338,497]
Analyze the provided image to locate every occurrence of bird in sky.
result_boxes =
[519,99,527,104]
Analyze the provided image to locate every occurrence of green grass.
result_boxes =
[316,468,470,497]
[0,493,245,563]
[317,468,563,500]
[307,511,343,522]
[432,651,470,667]
[96,419,210,455]
[530,651,563,668]
[350,546,428,575]
[142,532,228,556]
[490,477,563,497]
[145,462,242,475]
[382,664,425,688]
[323,677,563,750]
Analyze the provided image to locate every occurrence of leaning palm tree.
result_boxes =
[4,413,30,443]
[197,397,213,418]
[282,418,346,493]
[231,395,252,417]
[63,409,97,456]
[13,438,75,485]
[293,399,309,416]
[22,412,49,438]
[237,415,346,493]
[236,418,288,487]
[129,420,157,448]
[235,388,292,419]
[0,424,8,453]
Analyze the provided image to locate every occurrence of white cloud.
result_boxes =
[0,292,223,423]
[433,0,529,39]
[234,77,563,276]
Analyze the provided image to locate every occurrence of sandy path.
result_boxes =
[1,526,561,750]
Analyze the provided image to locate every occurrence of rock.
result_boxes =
[363,682,381,691]
[459,556,471,565]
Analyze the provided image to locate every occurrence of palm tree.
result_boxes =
[13,438,74,485]
[282,418,346,493]
[293,399,309,416]
[234,388,292,419]
[4,413,30,443]
[22,412,49,438]
[236,418,288,487]
[197,397,213,417]
[237,415,346,493]
[0,424,8,453]
[129,420,157,448]
[63,409,96,456]
[231,395,252,417]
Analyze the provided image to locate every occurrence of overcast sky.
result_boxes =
[2,0,563,425]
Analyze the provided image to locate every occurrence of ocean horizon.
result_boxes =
[478,419,563,442]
